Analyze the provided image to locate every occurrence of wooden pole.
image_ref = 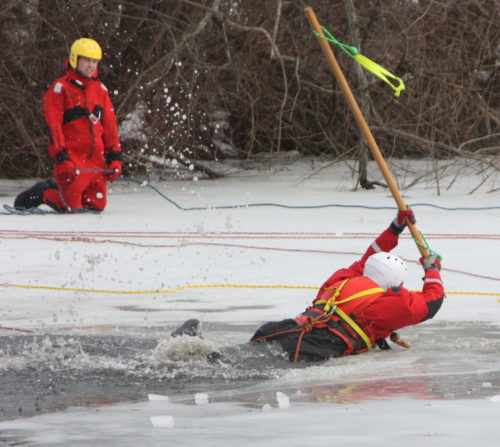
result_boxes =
[304,6,429,258]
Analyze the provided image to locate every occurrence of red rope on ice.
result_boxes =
[1,229,500,240]
[2,230,500,281]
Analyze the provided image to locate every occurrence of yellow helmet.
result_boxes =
[69,38,102,68]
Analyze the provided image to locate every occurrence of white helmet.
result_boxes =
[364,252,408,291]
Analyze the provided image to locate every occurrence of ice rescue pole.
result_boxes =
[304,6,429,259]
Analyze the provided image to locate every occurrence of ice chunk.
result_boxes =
[276,391,290,409]
[195,393,209,405]
[150,415,175,428]
[148,393,169,401]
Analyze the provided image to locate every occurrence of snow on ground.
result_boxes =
[0,158,499,446]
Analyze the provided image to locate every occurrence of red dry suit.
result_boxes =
[42,61,122,211]
[297,226,445,354]
[251,225,444,361]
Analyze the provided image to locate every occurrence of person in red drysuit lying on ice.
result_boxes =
[250,209,445,361]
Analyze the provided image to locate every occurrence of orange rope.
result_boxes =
[0,326,34,333]
[3,229,499,282]
[2,229,500,240]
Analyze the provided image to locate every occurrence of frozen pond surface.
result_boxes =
[1,160,500,446]
[1,322,500,446]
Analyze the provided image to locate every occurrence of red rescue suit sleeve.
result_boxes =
[360,268,445,339]
[101,86,121,153]
[315,226,399,302]
[43,81,67,159]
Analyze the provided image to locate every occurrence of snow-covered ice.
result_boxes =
[1,158,499,446]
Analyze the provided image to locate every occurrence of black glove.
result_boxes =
[420,254,442,272]
[390,209,416,234]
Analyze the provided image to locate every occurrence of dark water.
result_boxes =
[1,321,499,422]
[0,328,299,421]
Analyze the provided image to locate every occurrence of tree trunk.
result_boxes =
[344,0,375,189]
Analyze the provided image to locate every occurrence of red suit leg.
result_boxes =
[82,178,107,211]
[43,170,107,212]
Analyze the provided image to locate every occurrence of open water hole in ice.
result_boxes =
[0,320,499,421]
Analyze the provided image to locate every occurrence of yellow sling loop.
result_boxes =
[315,278,384,350]
[320,279,350,313]
[312,26,406,97]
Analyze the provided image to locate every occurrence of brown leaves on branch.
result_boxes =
[0,0,498,181]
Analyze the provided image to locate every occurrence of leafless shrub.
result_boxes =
[0,0,498,187]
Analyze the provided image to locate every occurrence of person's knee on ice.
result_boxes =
[81,181,107,211]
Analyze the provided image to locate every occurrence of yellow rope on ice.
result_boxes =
[2,282,500,298]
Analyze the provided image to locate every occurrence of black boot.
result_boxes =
[171,319,201,337]
[14,178,57,210]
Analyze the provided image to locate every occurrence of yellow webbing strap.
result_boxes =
[335,307,374,350]
[353,54,405,97]
[317,279,349,313]
[313,26,406,97]
[315,278,382,350]
[316,282,384,311]
[334,287,384,305]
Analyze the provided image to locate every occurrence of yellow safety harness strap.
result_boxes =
[334,307,374,350]
[317,278,349,313]
[315,278,384,350]
[334,287,384,305]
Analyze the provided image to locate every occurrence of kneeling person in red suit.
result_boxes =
[14,38,122,212]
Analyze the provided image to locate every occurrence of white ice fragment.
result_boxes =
[195,393,209,405]
[482,382,492,388]
[262,403,273,412]
[150,415,175,428]
[148,393,169,401]
[491,395,500,402]
[276,391,290,409]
